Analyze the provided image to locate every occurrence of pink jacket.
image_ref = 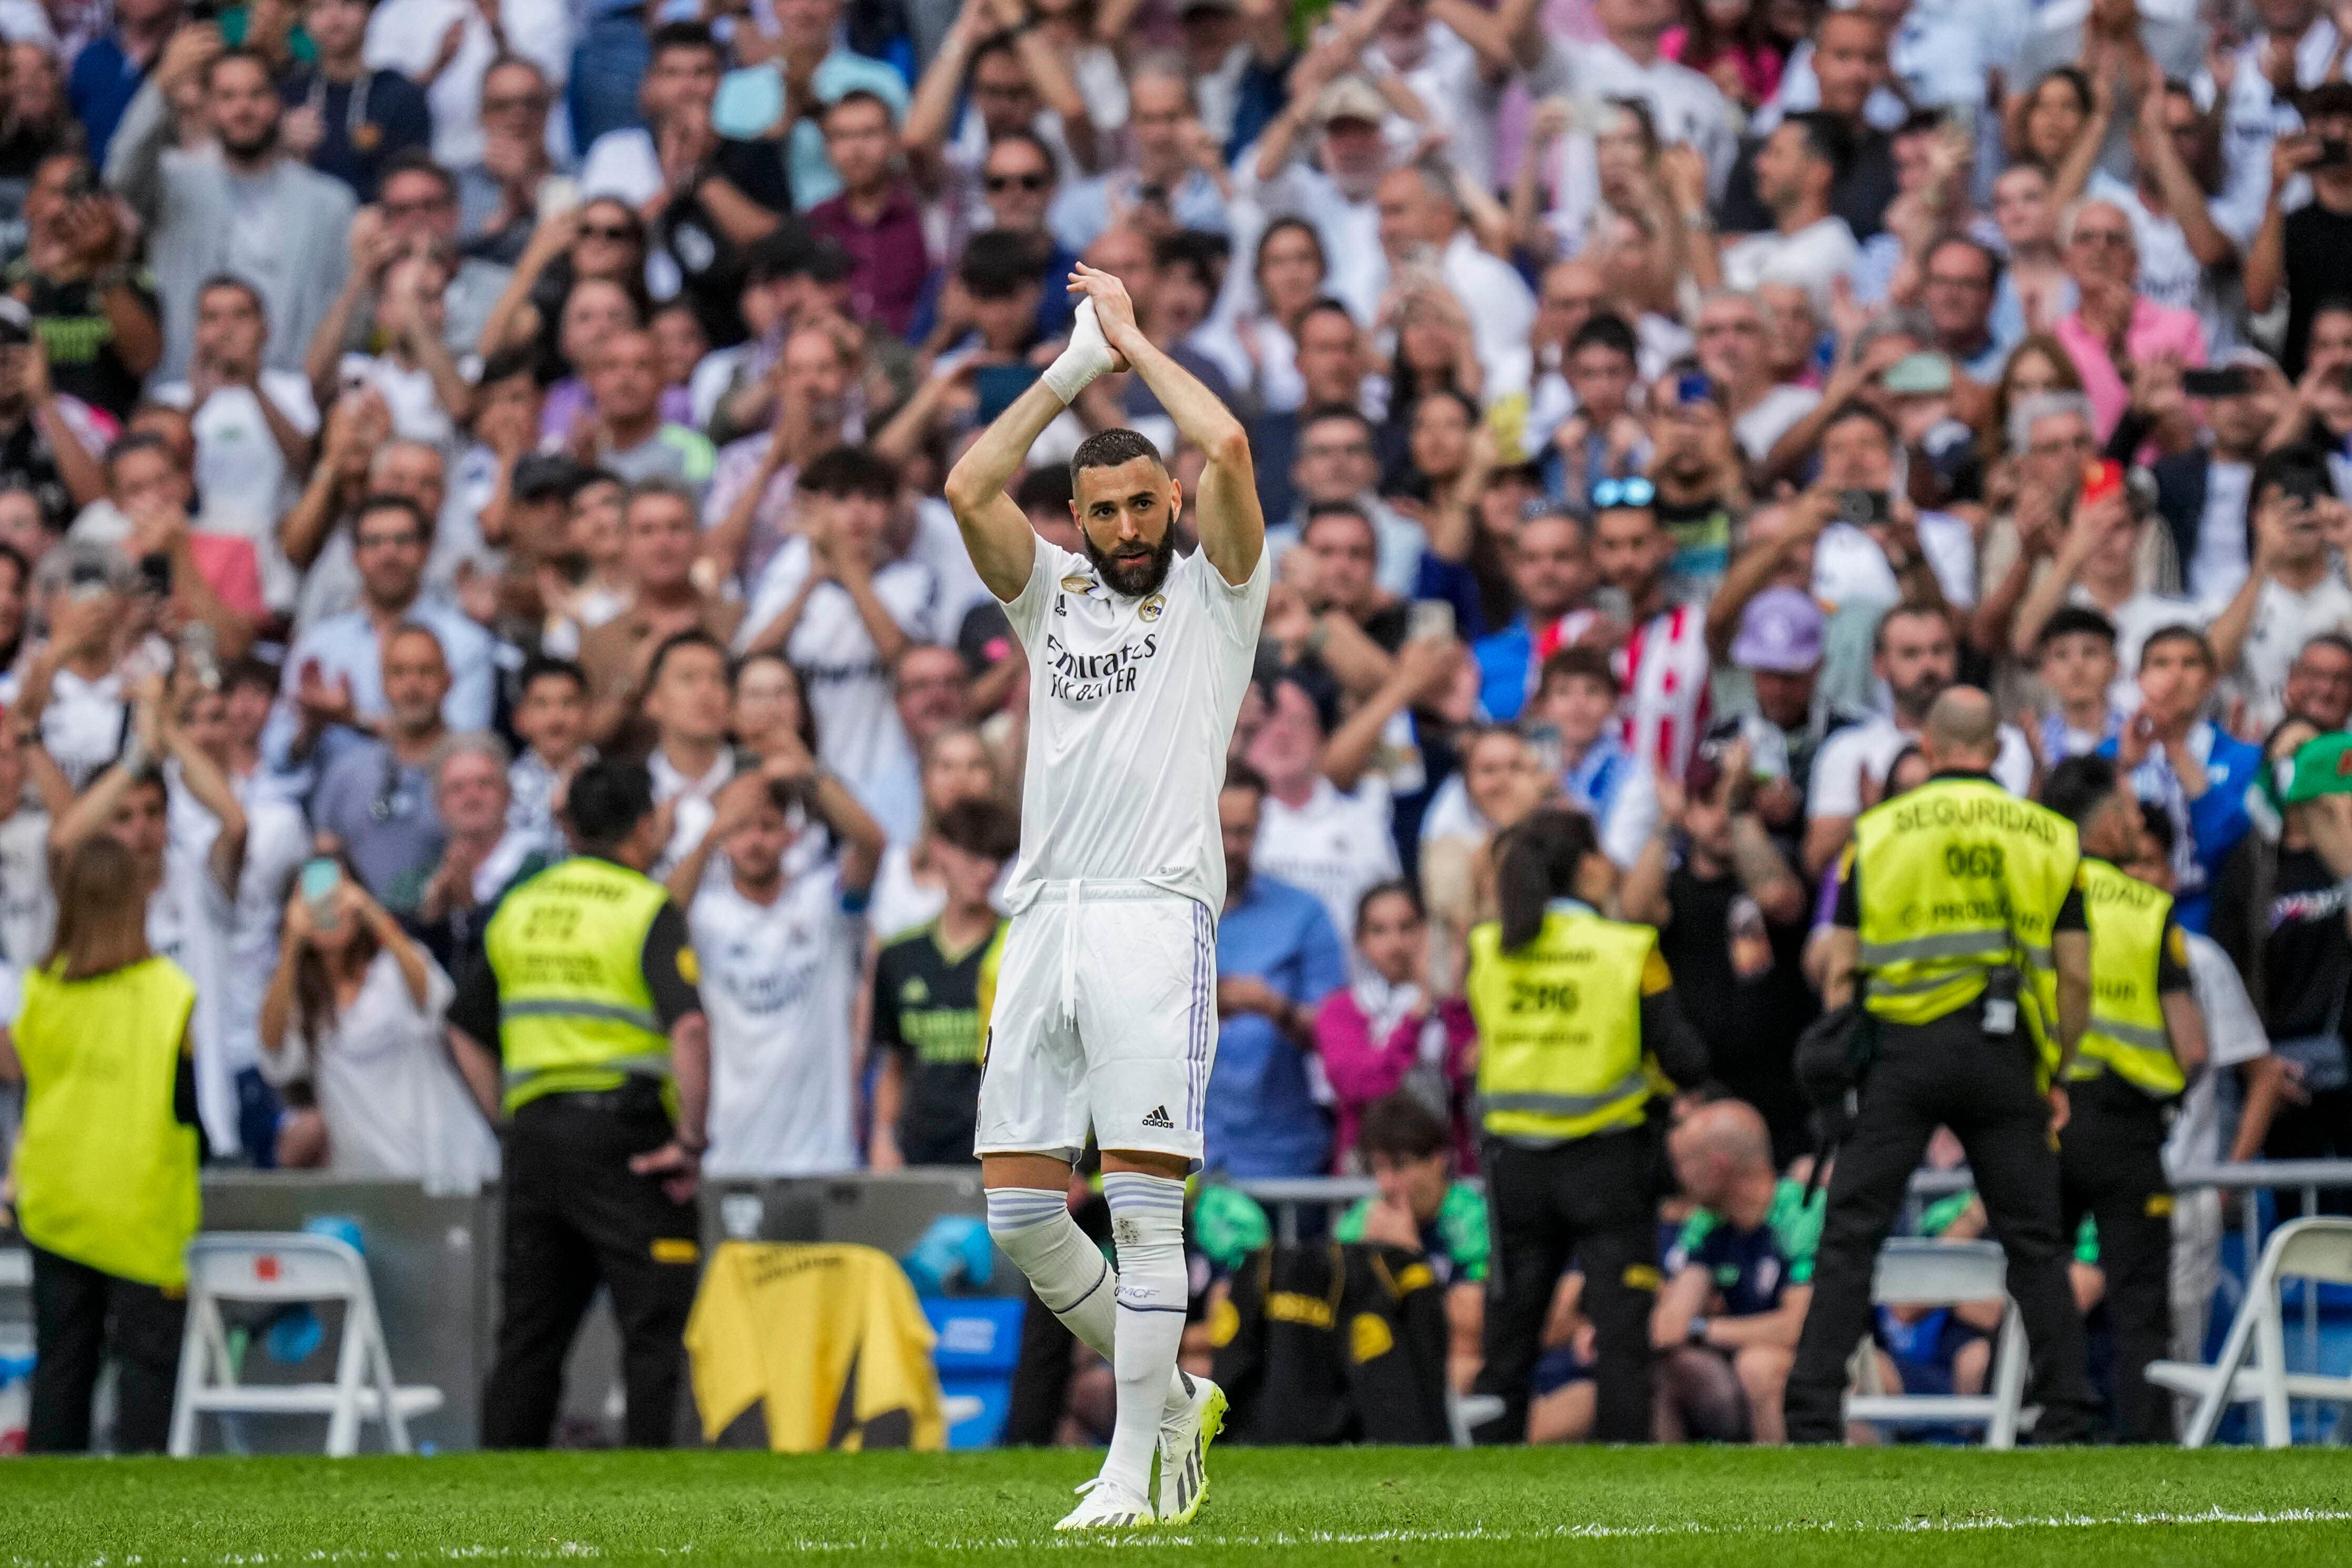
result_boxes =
[2056,295,2207,444]
[1315,991,1479,1174]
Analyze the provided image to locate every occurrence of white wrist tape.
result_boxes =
[1041,297,1117,404]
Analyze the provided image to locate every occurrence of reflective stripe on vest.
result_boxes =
[1849,777,2079,1029]
[1479,1070,1653,1119]
[2050,860,2184,1097]
[1466,907,1656,1142]
[484,857,674,1113]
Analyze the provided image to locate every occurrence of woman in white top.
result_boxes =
[1212,216,1329,415]
[866,724,1005,945]
[258,861,496,1191]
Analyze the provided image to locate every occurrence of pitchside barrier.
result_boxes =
[1,1163,2345,1452]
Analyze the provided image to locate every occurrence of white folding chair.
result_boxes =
[1842,1239,2030,1449]
[168,1233,444,1457]
[2146,1216,2352,1448]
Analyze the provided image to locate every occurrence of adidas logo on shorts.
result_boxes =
[1141,1105,1175,1130]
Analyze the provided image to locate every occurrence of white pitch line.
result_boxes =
[13,1507,2352,1565]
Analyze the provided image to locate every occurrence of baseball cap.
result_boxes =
[1731,587,1825,673]
[2277,732,2352,806]
[1314,75,1388,127]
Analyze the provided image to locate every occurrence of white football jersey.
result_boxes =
[692,866,863,1178]
[1001,539,1270,917]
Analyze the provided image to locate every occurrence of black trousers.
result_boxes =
[2059,1074,2174,1443]
[1471,1128,1658,1444]
[482,1092,701,1449]
[27,1242,185,1454]
[1785,1008,2096,1443]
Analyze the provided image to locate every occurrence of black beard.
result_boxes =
[222,123,280,163]
[1085,528,1175,598]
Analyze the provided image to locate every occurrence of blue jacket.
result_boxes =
[2097,721,2259,934]
[1207,875,1348,1177]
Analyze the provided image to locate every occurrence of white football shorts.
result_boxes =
[974,881,1218,1164]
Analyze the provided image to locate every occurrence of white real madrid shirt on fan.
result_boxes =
[1253,776,1399,973]
[691,858,867,1178]
[978,536,1270,1162]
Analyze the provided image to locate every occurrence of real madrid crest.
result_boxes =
[1139,593,1166,622]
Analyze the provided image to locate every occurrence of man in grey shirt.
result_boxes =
[310,623,455,913]
[2012,0,2205,184]
[579,328,716,500]
[106,40,355,386]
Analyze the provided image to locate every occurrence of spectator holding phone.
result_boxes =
[258,854,496,1186]
[2097,626,2259,935]
[2210,446,2352,734]
[2246,83,2352,381]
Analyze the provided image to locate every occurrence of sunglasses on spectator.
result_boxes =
[1590,476,1656,510]
[985,172,1051,193]
[483,94,546,114]
[579,221,641,242]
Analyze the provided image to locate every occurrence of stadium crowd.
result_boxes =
[0,0,2346,1450]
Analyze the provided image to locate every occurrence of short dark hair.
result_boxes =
[2137,796,2176,858]
[1537,644,1619,698]
[102,430,177,480]
[565,757,657,852]
[1356,1092,1452,1165]
[1566,313,1639,364]
[517,654,587,699]
[1354,876,1424,934]
[1926,232,2004,293]
[645,628,726,690]
[2139,623,2214,672]
[1223,757,1267,798]
[223,655,277,697]
[1069,427,1166,482]
[2298,631,2352,669]
[1152,228,1227,292]
[934,797,1020,862]
[376,149,455,201]
[479,344,541,388]
[821,87,894,127]
[648,19,721,60]
[1296,296,1356,338]
[960,228,1043,296]
[799,445,899,500]
[354,492,434,547]
[2034,604,2117,656]
[2040,753,2121,828]
[196,273,264,317]
[1299,402,1374,442]
[202,45,272,91]
[1820,398,1898,450]
[1301,499,1374,545]
[1784,108,1856,183]
[2251,444,2334,524]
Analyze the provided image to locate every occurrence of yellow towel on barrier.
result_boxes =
[684,1241,945,1451]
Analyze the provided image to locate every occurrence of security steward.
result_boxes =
[448,757,711,1449]
[1785,688,2099,1444]
[1465,806,1708,1444]
[2038,755,2208,1443]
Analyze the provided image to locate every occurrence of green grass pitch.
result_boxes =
[5,1447,2350,1567]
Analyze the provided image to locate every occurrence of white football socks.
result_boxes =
[985,1186,1118,1357]
[1098,1172,1189,1501]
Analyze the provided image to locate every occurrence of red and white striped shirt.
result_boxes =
[1618,605,1713,783]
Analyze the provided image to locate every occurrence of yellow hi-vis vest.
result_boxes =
[11,957,199,1287]
[485,856,674,1114]
[1466,904,1658,1142]
[2038,858,2185,1097]
[1850,775,2080,1027]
